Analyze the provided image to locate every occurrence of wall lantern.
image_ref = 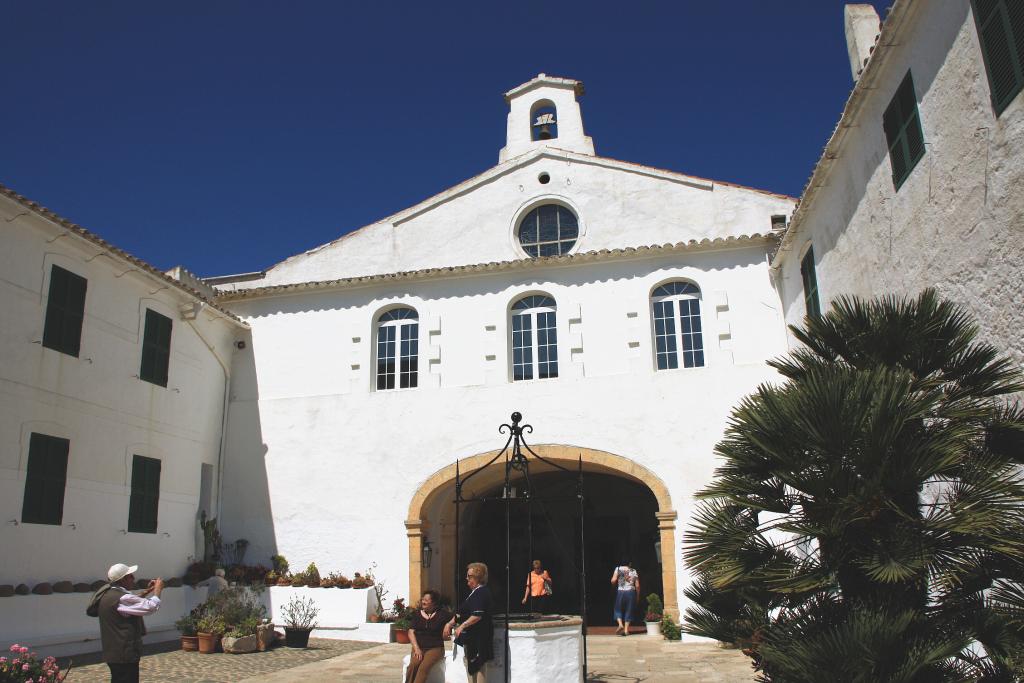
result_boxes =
[422,540,433,569]
[654,541,662,565]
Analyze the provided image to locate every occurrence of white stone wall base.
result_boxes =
[399,624,584,683]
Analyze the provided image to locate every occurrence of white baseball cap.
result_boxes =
[107,563,139,582]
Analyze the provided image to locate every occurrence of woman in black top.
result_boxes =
[444,562,494,683]
[406,589,452,683]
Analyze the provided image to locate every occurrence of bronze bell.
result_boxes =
[533,112,556,140]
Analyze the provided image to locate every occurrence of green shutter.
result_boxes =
[21,433,69,525]
[140,309,172,387]
[42,266,87,357]
[973,0,1024,114]
[128,455,161,533]
[883,71,927,190]
[800,247,821,319]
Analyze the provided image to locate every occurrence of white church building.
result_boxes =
[1,0,1021,649]
[213,73,796,621]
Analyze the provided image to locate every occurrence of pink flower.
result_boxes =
[23,663,32,670]
[0,656,6,662]
[9,644,19,652]
[19,647,28,654]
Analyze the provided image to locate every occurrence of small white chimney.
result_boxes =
[844,4,881,82]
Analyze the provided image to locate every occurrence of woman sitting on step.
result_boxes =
[406,589,453,683]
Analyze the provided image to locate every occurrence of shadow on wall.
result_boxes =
[217,332,279,567]
[773,0,970,323]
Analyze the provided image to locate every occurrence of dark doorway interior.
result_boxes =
[460,470,661,626]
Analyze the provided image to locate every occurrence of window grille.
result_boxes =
[376,307,419,390]
[651,282,705,370]
[511,295,558,381]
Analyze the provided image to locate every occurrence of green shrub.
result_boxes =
[660,613,681,641]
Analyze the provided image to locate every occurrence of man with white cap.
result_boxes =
[88,563,163,683]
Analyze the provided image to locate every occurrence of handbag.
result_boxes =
[542,577,553,596]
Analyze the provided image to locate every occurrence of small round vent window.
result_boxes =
[517,205,578,258]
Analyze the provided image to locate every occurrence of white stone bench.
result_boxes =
[400,645,465,683]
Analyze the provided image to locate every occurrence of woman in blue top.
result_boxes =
[444,562,494,682]
[611,557,640,636]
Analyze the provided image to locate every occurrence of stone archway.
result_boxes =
[406,445,680,618]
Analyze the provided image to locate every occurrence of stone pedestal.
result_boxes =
[400,616,584,683]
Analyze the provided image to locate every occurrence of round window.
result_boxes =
[517,205,578,257]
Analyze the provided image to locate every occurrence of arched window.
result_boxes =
[651,282,705,370]
[510,295,558,381]
[517,205,578,257]
[376,307,418,390]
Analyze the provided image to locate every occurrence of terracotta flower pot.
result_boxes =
[181,635,199,651]
[394,628,410,644]
[197,632,217,654]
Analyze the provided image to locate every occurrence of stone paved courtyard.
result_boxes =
[56,635,757,682]
[59,638,378,682]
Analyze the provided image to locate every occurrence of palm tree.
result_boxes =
[684,290,1024,681]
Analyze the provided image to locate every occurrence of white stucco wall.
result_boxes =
[226,153,794,290]
[776,0,1024,368]
[0,194,242,586]
[219,242,789,616]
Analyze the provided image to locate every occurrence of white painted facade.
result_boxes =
[3,0,1021,655]
[215,76,796,621]
[0,189,244,588]
[774,0,1024,369]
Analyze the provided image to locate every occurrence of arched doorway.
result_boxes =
[406,445,680,620]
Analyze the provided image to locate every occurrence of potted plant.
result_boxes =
[390,598,412,644]
[302,562,321,587]
[393,614,412,644]
[644,593,663,638]
[175,611,200,651]
[281,595,319,648]
[385,598,413,643]
[196,614,226,654]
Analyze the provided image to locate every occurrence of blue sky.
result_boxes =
[2,1,888,277]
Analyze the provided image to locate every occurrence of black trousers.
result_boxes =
[526,594,550,614]
[108,662,140,683]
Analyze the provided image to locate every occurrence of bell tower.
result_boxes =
[499,74,595,162]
